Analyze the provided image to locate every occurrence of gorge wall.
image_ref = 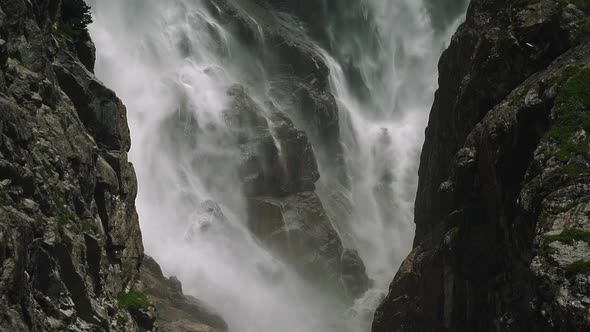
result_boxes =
[0,0,224,331]
[5,0,588,331]
[373,0,590,331]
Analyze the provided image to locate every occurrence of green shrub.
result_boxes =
[566,260,590,276]
[117,290,151,311]
[544,68,590,163]
[58,0,93,37]
[544,228,590,245]
[560,0,590,12]
[554,195,590,214]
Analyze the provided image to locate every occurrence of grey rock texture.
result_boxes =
[224,85,319,197]
[137,256,227,332]
[209,0,347,183]
[210,0,370,301]
[248,192,370,301]
[0,0,223,331]
[372,0,590,331]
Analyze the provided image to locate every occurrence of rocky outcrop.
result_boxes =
[0,0,223,331]
[137,256,227,332]
[248,192,370,301]
[208,0,347,182]
[209,0,370,301]
[373,1,590,331]
[224,85,319,196]
[223,82,369,302]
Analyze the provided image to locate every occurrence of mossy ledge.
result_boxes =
[117,290,151,312]
[545,68,590,164]
[544,228,590,245]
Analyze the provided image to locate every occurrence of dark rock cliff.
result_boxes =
[373,0,590,331]
[0,0,224,331]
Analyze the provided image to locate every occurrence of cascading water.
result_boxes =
[88,0,466,331]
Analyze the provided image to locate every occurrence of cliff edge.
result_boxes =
[0,0,224,331]
[373,0,590,331]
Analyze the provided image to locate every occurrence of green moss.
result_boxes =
[560,0,590,11]
[54,195,77,228]
[448,226,460,239]
[81,220,99,234]
[57,214,70,227]
[541,278,560,297]
[554,195,590,213]
[563,163,590,176]
[544,68,590,163]
[541,301,555,317]
[548,65,580,87]
[538,243,557,257]
[575,22,590,40]
[544,228,590,245]
[566,260,590,276]
[508,85,529,105]
[117,290,151,311]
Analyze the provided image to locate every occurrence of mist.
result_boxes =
[88,0,466,331]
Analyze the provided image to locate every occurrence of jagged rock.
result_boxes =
[210,1,370,303]
[210,0,348,184]
[0,0,225,331]
[139,256,228,332]
[248,192,369,301]
[373,1,590,331]
[225,84,320,196]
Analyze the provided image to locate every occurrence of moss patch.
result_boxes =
[560,0,590,11]
[541,278,560,297]
[554,195,590,214]
[81,219,99,234]
[544,228,590,245]
[566,260,590,276]
[544,68,590,164]
[117,290,151,311]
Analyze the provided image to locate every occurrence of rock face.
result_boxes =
[0,0,222,331]
[373,1,590,331]
[248,192,370,301]
[209,0,370,301]
[137,256,227,332]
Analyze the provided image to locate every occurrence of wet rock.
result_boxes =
[248,192,369,301]
[373,1,590,331]
[0,0,222,330]
[139,256,228,332]
[225,85,320,196]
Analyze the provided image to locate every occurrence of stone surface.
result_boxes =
[248,192,370,301]
[0,1,224,331]
[224,85,319,196]
[372,1,590,331]
[138,256,227,332]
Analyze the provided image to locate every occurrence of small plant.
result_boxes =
[544,228,590,245]
[117,289,151,311]
[543,68,590,164]
[58,0,93,37]
[553,195,590,214]
[560,0,590,12]
[81,219,99,234]
[540,278,560,297]
[565,260,590,276]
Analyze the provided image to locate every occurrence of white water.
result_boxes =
[89,0,465,331]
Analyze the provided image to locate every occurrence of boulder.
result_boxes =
[224,85,319,196]
[139,256,228,332]
[248,192,369,301]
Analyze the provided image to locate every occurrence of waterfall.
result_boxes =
[88,0,466,331]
